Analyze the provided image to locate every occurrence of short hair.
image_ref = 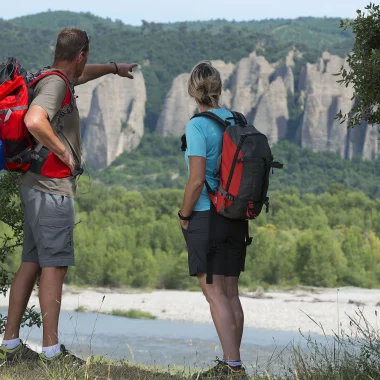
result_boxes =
[54,28,90,62]
[188,61,222,107]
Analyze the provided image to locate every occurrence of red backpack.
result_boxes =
[190,111,283,220]
[0,57,73,177]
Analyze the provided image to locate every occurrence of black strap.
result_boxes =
[206,205,218,285]
[271,161,284,169]
[204,179,215,195]
[5,146,31,164]
[191,111,229,128]
[232,111,247,125]
[226,111,247,125]
[245,221,253,246]
[181,134,187,151]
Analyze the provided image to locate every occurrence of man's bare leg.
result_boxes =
[39,267,67,347]
[3,262,40,340]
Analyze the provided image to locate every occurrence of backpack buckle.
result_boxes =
[225,193,234,201]
[181,134,187,151]
[264,197,270,213]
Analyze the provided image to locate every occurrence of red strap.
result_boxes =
[27,71,72,108]
[27,71,69,88]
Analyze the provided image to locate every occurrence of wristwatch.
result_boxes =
[178,210,192,221]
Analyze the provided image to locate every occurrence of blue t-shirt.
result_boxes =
[185,108,235,211]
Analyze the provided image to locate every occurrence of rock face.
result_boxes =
[229,52,275,119]
[74,51,378,169]
[361,124,380,160]
[156,61,236,136]
[212,60,236,108]
[347,122,380,160]
[156,53,289,145]
[300,52,354,157]
[253,77,289,144]
[76,72,146,169]
[75,77,103,121]
[155,73,196,137]
[155,51,379,160]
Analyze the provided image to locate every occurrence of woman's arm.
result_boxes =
[180,156,206,229]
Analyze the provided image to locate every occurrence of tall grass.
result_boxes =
[280,309,380,379]
[1,309,378,379]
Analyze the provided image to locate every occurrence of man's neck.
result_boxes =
[52,61,76,82]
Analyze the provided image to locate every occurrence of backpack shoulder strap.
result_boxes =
[28,71,73,153]
[27,70,70,89]
[28,70,73,111]
[191,111,229,128]
[227,111,247,125]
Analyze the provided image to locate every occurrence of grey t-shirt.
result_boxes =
[19,74,81,198]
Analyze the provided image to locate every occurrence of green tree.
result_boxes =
[336,3,380,127]
[295,229,347,287]
[0,174,41,332]
[341,227,378,287]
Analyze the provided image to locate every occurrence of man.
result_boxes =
[0,28,137,366]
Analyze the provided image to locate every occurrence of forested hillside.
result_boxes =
[95,136,380,199]
[2,178,379,289]
[2,12,353,129]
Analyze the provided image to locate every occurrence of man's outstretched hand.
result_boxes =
[117,63,138,79]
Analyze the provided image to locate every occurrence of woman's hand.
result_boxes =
[180,219,190,230]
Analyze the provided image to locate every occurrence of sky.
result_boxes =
[4,0,372,25]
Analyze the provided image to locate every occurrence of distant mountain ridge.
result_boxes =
[3,11,374,170]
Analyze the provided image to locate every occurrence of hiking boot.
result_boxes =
[38,344,85,367]
[192,358,248,379]
[0,341,39,364]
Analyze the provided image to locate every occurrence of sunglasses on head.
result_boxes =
[78,31,90,54]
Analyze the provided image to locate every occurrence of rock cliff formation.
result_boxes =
[156,51,379,160]
[74,51,379,169]
[300,52,354,157]
[229,52,276,120]
[253,77,289,144]
[75,71,146,169]
[155,73,196,137]
[156,60,235,136]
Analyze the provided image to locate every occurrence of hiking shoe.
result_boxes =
[38,344,85,367]
[193,358,248,379]
[0,341,39,364]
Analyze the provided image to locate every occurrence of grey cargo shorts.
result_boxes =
[19,184,75,267]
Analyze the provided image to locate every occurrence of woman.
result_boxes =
[179,61,248,379]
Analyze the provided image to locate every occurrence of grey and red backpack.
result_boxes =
[183,111,283,220]
[0,57,75,177]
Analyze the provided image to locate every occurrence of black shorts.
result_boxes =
[182,209,247,277]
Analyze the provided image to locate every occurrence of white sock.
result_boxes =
[1,338,21,350]
[224,359,242,367]
[42,343,61,358]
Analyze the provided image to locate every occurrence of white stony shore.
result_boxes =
[0,286,379,336]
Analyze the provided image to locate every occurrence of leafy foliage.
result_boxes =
[336,3,380,127]
[0,174,41,333]
[3,177,380,290]
[95,135,380,199]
